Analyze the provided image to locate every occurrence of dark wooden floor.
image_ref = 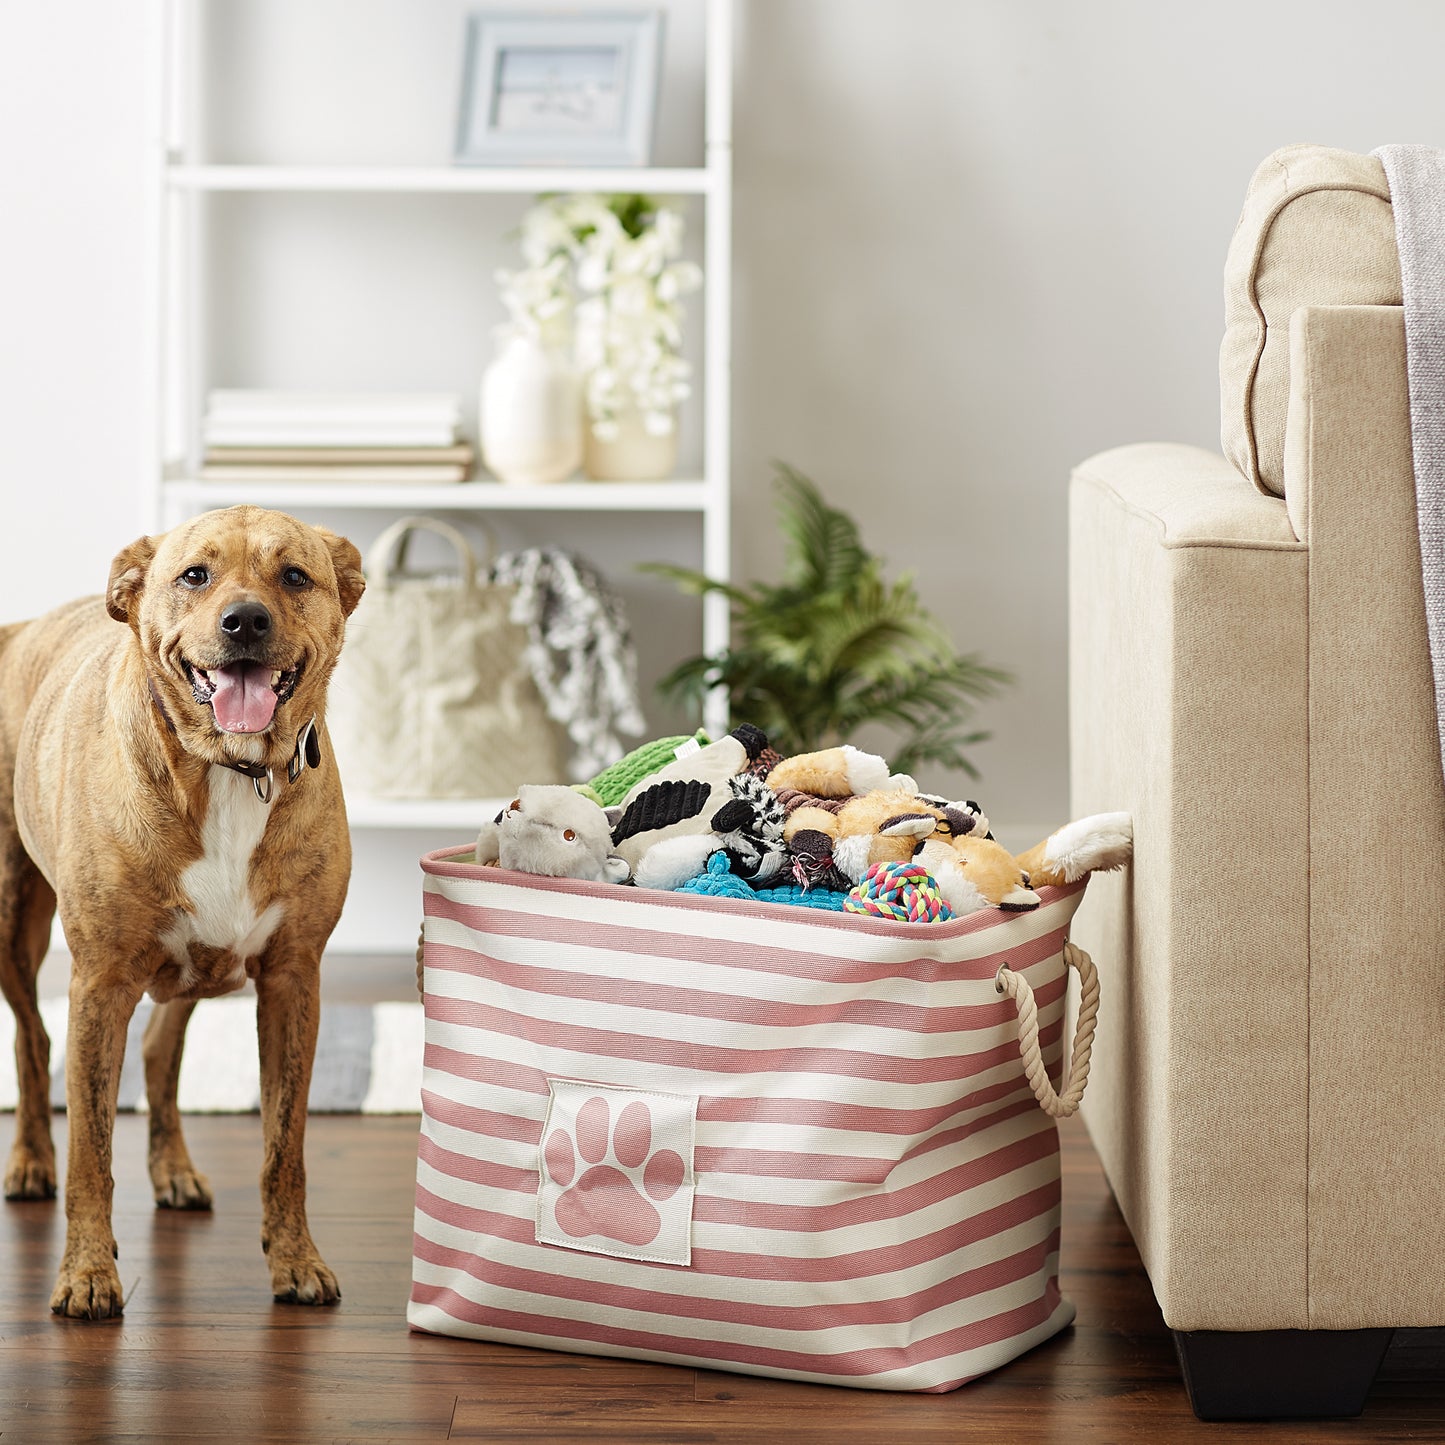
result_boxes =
[3,1114,1443,1444]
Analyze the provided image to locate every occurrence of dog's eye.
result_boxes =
[562,829,577,842]
[509,798,521,812]
[282,566,311,589]
[179,566,209,589]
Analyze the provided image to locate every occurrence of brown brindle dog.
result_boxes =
[0,506,364,1318]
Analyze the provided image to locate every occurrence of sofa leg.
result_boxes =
[1172,1328,1394,1420]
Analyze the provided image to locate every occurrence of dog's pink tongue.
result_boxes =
[209,662,278,734]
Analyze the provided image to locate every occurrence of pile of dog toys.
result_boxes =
[473,724,1133,922]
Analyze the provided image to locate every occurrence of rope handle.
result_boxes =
[366,515,495,593]
[995,940,1099,1119]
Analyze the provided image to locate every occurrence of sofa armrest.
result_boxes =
[1069,443,1310,1331]
[1072,442,1302,549]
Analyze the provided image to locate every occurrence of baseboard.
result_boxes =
[0,995,422,1115]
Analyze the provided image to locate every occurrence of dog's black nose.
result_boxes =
[219,600,272,644]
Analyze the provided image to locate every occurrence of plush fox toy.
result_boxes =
[915,834,1042,914]
[787,792,1134,916]
[1014,812,1134,888]
[784,788,945,889]
[920,811,1134,916]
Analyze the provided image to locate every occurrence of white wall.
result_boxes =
[0,5,152,605]
[4,1,1445,950]
[730,0,1445,842]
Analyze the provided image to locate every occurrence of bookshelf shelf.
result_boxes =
[345,794,501,832]
[162,477,716,515]
[166,164,717,196]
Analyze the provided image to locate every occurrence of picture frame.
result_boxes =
[455,10,665,168]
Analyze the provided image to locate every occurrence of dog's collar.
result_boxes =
[148,680,321,803]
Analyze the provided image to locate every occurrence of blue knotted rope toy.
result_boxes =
[676,850,847,911]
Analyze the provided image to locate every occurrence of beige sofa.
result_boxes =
[1069,145,1444,1420]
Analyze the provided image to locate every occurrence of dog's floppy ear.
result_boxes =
[314,526,366,617]
[106,535,158,624]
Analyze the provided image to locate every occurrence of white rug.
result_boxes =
[0,998,423,1114]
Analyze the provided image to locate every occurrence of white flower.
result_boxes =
[657,261,703,302]
[608,276,654,317]
[503,193,703,430]
[653,208,683,254]
[519,210,575,267]
[575,247,612,294]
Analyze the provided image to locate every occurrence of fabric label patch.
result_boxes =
[536,1079,698,1266]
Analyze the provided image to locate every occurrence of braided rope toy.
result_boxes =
[844,860,955,923]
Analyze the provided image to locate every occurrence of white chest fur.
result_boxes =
[161,766,285,982]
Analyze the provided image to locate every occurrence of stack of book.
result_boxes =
[200,391,473,484]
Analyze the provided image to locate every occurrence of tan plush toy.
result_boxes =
[766,744,916,800]
[1013,811,1134,887]
[918,811,1134,917]
[784,788,946,888]
[914,834,1040,914]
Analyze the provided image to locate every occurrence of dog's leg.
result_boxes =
[1,853,59,1201]
[255,955,339,1305]
[51,968,144,1319]
[142,999,213,1210]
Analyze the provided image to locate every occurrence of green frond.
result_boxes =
[773,464,870,594]
[643,461,1013,779]
[636,561,754,608]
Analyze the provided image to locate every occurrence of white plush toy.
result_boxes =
[475,785,631,884]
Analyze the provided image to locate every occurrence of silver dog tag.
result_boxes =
[288,717,319,785]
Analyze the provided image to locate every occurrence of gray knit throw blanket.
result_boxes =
[1375,145,1445,777]
[490,548,647,781]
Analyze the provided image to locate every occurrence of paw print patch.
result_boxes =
[536,1080,698,1266]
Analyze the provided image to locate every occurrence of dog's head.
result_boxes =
[106,506,364,766]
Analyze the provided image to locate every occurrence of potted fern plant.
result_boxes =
[644,465,1009,778]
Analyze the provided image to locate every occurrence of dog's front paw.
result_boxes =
[150,1160,213,1211]
[50,1255,125,1320]
[268,1246,341,1306]
[4,1144,57,1201]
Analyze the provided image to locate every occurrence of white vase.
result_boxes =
[583,407,680,482]
[479,335,583,486]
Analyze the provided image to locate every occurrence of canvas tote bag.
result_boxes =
[330,517,561,799]
[408,847,1099,1392]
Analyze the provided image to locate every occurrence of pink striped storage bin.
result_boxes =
[408,844,1099,1392]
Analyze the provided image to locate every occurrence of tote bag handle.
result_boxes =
[996,941,1099,1119]
[364,516,494,594]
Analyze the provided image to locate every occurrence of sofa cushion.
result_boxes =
[1220,144,1399,498]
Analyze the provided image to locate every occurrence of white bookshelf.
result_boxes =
[346,795,506,831]
[167,164,717,194]
[144,1,734,857]
[163,478,715,513]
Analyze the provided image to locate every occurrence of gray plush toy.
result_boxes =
[475,785,630,884]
